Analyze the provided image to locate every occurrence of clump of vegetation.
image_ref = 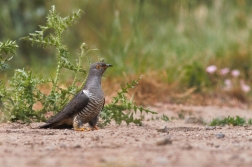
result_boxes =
[209,116,247,126]
[150,114,170,122]
[181,62,210,92]
[205,65,251,101]
[0,6,86,122]
[0,40,18,71]
[248,118,252,125]
[101,77,156,126]
[0,6,156,125]
[0,40,18,122]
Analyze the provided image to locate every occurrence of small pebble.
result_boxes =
[155,157,168,164]
[46,147,55,151]
[16,120,25,124]
[244,126,252,130]
[24,142,31,145]
[156,136,172,146]
[91,135,100,141]
[135,138,139,141]
[207,142,214,147]
[48,132,54,135]
[205,126,216,130]
[60,144,67,149]
[73,144,82,149]
[215,133,225,139]
[63,129,69,135]
[156,126,169,133]
[181,143,193,150]
[5,130,11,133]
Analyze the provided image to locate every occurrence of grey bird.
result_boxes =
[39,62,112,131]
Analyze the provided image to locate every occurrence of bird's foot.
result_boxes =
[74,127,91,131]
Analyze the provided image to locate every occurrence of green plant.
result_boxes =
[161,114,170,122]
[0,40,18,71]
[101,76,157,126]
[178,110,185,119]
[2,6,86,122]
[209,116,246,126]
[181,62,210,91]
[149,114,169,122]
[6,69,46,121]
[0,6,156,125]
[248,118,252,125]
[0,40,18,122]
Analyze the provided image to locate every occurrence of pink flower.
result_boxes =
[224,79,232,90]
[240,80,250,93]
[206,65,217,74]
[231,69,240,77]
[220,68,230,76]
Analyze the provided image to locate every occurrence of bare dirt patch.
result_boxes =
[1,105,252,167]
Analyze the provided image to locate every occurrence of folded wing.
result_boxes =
[39,91,89,129]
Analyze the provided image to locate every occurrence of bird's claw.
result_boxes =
[74,126,99,131]
[74,127,90,131]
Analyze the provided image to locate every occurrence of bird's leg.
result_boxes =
[73,117,91,131]
[88,116,99,130]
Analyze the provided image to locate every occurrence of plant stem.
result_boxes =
[52,49,62,93]
[72,43,86,87]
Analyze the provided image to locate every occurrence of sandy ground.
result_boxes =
[1,104,252,167]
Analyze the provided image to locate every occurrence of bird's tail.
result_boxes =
[38,123,53,129]
[38,122,73,129]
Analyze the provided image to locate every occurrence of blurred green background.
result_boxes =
[1,0,252,91]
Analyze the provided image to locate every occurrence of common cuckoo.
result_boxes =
[39,62,112,131]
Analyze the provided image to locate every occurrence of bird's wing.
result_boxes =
[40,90,89,128]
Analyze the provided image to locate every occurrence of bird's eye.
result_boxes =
[96,65,100,69]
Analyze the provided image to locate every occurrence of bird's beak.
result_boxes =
[105,64,113,68]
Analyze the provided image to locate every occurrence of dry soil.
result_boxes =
[1,104,252,167]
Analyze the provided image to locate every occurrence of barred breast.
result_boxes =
[77,89,104,123]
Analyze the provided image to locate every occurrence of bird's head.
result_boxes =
[89,62,113,76]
